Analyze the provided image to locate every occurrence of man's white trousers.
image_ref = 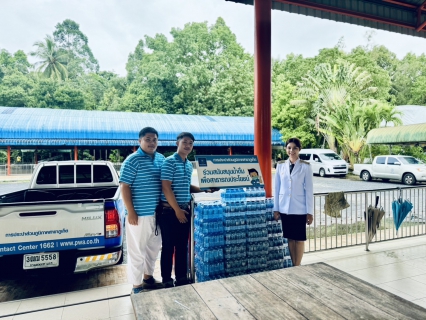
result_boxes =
[126,216,161,286]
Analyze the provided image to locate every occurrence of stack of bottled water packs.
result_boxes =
[194,201,225,282]
[194,187,292,283]
[222,188,249,277]
[265,199,293,269]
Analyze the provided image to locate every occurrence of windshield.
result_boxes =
[398,157,424,165]
[320,153,342,160]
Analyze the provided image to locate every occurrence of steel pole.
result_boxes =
[7,146,11,176]
[365,193,370,251]
[190,197,195,282]
[254,0,272,197]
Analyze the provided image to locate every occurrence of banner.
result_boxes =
[195,155,264,189]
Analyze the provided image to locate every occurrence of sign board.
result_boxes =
[195,155,264,189]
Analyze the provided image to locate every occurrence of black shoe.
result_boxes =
[175,277,190,287]
[142,277,164,289]
[163,280,174,288]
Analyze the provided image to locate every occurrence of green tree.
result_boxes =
[393,53,426,105]
[30,35,68,80]
[126,40,145,83]
[294,60,377,151]
[53,19,99,77]
[27,77,58,108]
[346,46,393,102]
[409,75,426,105]
[0,49,31,78]
[53,82,85,109]
[319,102,368,164]
[109,149,123,162]
[0,150,6,164]
[0,72,34,107]
[272,75,317,148]
[319,102,402,165]
[124,18,254,116]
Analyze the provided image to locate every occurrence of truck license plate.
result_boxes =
[23,252,59,269]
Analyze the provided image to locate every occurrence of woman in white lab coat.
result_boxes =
[273,137,314,266]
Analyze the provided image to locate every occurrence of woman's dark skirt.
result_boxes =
[280,213,307,241]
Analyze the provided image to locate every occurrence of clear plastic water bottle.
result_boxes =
[239,188,246,202]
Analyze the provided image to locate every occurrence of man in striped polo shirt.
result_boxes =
[120,127,165,294]
[159,132,211,287]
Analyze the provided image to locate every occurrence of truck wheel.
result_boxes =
[361,170,371,181]
[403,173,416,185]
[319,168,326,177]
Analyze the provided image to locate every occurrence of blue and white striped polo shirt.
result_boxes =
[119,148,165,216]
[160,152,193,205]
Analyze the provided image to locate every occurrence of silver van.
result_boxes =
[299,149,348,177]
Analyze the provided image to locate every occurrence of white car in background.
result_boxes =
[299,149,349,177]
[353,155,426,185]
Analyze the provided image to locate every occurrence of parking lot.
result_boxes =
[0,173,421,197]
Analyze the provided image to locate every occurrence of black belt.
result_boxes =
[161,201,189,209]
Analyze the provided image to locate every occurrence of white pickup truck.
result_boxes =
[0,161,124,275]
[353,155,426,185]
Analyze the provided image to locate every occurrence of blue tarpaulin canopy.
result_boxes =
[0,107,284,147]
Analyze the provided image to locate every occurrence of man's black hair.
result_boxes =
[139,127,159,139]
[248,168,258,175]
[176,132,195,142]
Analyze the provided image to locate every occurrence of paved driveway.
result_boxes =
[0,173,422,196]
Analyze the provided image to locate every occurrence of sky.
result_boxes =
[1,0,426,76]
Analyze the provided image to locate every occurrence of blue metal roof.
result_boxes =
[0,107,284,147]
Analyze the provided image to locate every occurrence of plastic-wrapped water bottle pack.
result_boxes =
[194,201,225,282]
[194,188,292,282]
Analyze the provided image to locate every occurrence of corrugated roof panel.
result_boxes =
[0,107,284,147]
[366,123,426,144]
[228,0,426,39]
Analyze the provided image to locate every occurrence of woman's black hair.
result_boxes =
[286,137,302,149]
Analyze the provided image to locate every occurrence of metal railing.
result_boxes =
[0,164,35,175]
[307,186,426,252]
[0,162,125,176]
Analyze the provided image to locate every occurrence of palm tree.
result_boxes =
[318,102,402,166]
[30,35,68,80]
[293,60,377,151]
[318,102,367,165]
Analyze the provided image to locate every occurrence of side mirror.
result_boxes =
[394,162,401,166]
[314,158,319,162]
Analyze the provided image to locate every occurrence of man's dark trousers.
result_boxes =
[159,206,191,285]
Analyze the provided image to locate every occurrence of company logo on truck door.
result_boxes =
[5,228,69,237]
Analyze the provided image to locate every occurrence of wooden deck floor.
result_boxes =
[131,262,426,319]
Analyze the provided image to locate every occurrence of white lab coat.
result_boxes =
[273,158,314,215]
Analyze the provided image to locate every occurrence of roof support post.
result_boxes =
[416,0,426,31]
[254,0,272,197]
[7,146,11,176]
[74,146,78,161]
[228,147,233,155]
[34,148,38,164]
